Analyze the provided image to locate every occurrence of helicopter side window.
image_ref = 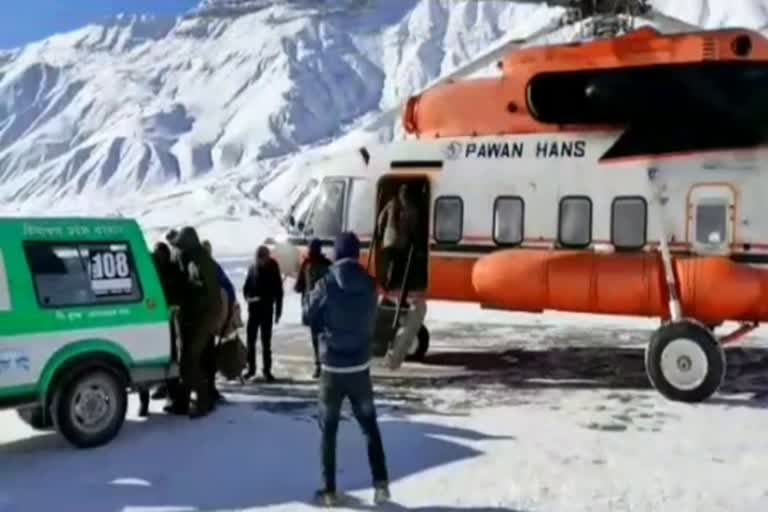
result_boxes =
[695,201,728,247]
[558,196,592,249]
[434,196,463,244]
[304,179,346,240]
[611,196,647,250]
[493,196,524,246]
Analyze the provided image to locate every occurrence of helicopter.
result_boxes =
[269,0,768,403]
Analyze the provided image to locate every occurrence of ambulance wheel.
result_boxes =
[406,325,430,362]
[16,405,53,430]
[645,320,725,403]
[52,366,128,449]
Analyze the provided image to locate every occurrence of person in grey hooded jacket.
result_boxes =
[305,231,390,507]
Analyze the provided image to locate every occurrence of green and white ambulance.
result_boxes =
[0,217,177,448]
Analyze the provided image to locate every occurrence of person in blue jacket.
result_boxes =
[203,240,236,403]
[305,231,390,507]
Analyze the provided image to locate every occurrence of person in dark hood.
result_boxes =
[242,245,283,382]
[202,239,235,404]
[305,231,390,507]
[166,226,223,418]
[295,238,332,378]
[153,241,186,307]
[138,241,187,417]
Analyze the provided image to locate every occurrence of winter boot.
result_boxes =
[373,482,390,505]
[164,385,190,415]
[190,385,214,419]
[151,385,168,400]
[314,489,338,507]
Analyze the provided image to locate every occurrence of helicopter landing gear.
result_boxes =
[645,320,725,403]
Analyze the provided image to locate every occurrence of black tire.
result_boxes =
[51,366,128,449]
[645,320,725,403]
[405,325,430,362]
[16,405,54,430]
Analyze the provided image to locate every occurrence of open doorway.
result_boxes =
[373,175,430,293]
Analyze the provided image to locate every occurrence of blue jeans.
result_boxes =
[318,369,388,492]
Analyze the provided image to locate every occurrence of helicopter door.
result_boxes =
[687,183,736,255]
[373,175,431,294]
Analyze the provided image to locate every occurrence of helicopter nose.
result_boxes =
[269,239,302,279]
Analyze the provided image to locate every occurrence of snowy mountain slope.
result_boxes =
[1,0,767,220]
[0,0,561,212]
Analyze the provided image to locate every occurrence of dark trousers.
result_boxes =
[318,369,388,493]
[139,388,149,411]
[381,246,408,291]
[139,314,182,411]
[203,336,218,396]
[310,326,321,370]
[174,325,211,412]
[246,305,273,376]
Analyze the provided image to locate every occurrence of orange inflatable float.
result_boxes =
[472,250,768,324]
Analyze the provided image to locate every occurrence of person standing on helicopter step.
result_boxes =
[376,183,420,291]
[166,226,223,418]
[294,238,332,378]
[202,240,236,404]
[242,245,284,382]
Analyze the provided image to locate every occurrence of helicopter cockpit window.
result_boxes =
[286,178,319,234]
[303,179,346,240]
[695,201,728,247]
[558,196,592,248]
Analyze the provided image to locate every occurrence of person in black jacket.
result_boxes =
[294,238,331,378]
[138,241,186,417]
[242,245,283,382]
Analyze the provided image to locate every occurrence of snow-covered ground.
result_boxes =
[3,264,768,512]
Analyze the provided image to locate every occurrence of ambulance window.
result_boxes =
[611,196,647,250]
[493,196,524,246]
[695,201,728,246]
[305,179,346,240]
[0,250,10,311]
[24,242,143,308]
[434,196,463,244]
[347,178,374,235]
[558,196,592,248]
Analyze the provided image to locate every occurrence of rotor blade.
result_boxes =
[359,15,565,133]
[639,7,701,33]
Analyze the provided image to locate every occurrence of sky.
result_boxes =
[0,0,200,50]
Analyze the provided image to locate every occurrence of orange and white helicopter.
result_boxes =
[269,0,768,403]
